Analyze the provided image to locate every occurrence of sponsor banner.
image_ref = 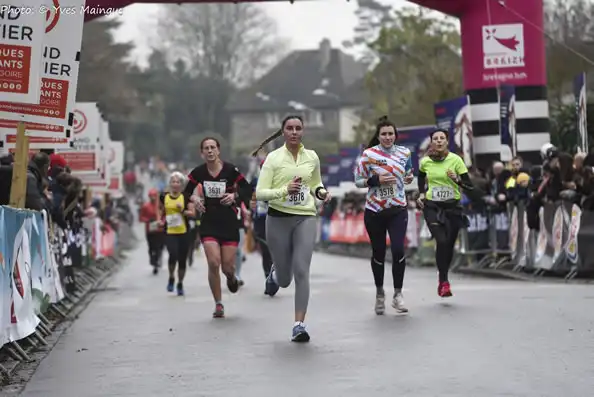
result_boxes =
[434,96,473,166]
[0,0,86,134]
[565,204,581,264]
[498,84,516,161]
[574,72,588,153]
[55,102,101,173]
[0,0,45,104]
[460,0,546,89]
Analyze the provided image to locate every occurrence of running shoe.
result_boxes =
[391,292,408,313]
[152,267,158,275]
[227,276,240,293]
[176,283,184,296]
[213,303,225,318]
[438,281,453,297]
[374,293,385,315]
[265,268,279,297]
[167,278,174,292]
[291,323,310,343]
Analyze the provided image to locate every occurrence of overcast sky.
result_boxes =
[112,0,421,66]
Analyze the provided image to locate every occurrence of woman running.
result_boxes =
[235,202,249,286]
[184,137,252,318]
[416,128,473,297]
[253,115,331,343]
[354,116,414,315]
[249,159,274,291]
[160,172,196,296]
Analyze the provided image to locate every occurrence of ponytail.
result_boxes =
[249,114,304,157]
[250,129,282,157]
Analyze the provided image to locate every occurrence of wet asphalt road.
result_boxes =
[18,235,594,397]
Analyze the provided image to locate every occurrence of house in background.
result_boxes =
[226,39,367,158]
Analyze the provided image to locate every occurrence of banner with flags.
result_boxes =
[434,96,474,166]
[574,72,588,153]
[499,84,516,161]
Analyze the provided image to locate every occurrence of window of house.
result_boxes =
[306,110,323,127]
[266,113,280,128]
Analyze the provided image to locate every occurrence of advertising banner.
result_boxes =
[0,0,86,137]
[55,102,101,174]
[498,84,516,161]
[574,72,588,153]
[80,119,109,188]
[434,96,474,166]
[460,0,545,89]
[0,0,45,104]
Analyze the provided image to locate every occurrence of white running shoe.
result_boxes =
[391,292,408,313]
[375,293,385,315]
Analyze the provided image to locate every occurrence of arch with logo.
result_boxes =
[73,110,87,135]
[84,0,547,168]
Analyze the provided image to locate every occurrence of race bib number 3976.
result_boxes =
[203,181,226,198]
[432,186,455,201]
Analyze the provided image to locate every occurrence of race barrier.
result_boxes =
[317,198,594,280]
[0,205,132,382]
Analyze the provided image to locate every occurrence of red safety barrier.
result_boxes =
[100,225,116,257]
[327,210,422,248]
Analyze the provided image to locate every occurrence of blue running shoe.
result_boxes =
[176,283,184,296]
[264,268,279,297]
[167,278,174,292]
[291,323,310,343]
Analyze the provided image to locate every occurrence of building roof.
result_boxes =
[227,39,367,112]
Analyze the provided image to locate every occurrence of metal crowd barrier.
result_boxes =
[0,206,134,383]
[450,197,592,280]
[317,196,594,280]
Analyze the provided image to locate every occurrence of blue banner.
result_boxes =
[396,125,435,174]
[434,96,473,166]
[323,155,340,187]
[499,84,516,160]
[574,72,588,153]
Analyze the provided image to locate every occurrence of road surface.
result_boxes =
[18,236,594,396]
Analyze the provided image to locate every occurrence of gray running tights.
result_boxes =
[266,215,317,312]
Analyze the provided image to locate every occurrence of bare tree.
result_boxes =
[545,0,594,104]
[156,4,286,87]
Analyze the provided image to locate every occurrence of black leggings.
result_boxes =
[147,232,164,267]
[166,234,190,283]
[253,217,273,277]
[423,206,462,283]
[363,208,408,291]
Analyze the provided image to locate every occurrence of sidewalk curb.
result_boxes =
[0,254,129,395]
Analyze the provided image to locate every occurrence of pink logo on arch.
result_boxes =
[73,110,87,134]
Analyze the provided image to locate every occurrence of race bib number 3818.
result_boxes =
[286,186,309,206]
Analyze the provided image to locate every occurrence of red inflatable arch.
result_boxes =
[86,0,548,167]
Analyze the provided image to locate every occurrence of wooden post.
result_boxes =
[9,122,30,208]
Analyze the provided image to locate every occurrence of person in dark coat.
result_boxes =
[25,152,50,211]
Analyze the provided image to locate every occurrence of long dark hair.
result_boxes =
[250,115,304,157]
[367,116,397,148]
